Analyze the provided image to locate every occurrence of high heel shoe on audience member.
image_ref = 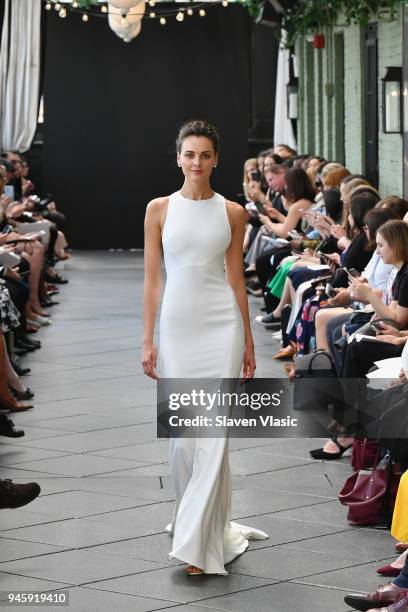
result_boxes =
[377,564,404,577]
[310,435,353,460]
[273,345,296,360]
[10,360,31,377]
[0,391,33,412]
[44,272,68,285]
[9,386,35,401]
[396,544,408,553]
[255,312,281,326]
[0,415,24,438]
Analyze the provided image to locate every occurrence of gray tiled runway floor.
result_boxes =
[0,252,395,611]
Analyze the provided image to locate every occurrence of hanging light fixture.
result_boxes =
[82,13,89,21]
[108,1,146,42]
[176,10,184,21]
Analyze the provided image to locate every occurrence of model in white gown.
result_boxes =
[159,190,268,575]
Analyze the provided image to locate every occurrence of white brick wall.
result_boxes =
[378,13,403,196]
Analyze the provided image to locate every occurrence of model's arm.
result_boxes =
[225,201,256,380]
[141,198,165,379]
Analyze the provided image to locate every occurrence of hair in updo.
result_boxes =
[176,120,220,154]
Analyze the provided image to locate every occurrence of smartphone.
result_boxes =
[325,283,337,298]
[344,267,361,280]
[316,251,330,264]
[1,225,13,235]
[250,170,261,182]
[3,185,14,200]
[254,201,265,214]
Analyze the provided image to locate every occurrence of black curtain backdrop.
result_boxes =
[42,5,251,249]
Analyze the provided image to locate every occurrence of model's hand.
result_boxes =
[141,343,158,379]
[241,344,256,382]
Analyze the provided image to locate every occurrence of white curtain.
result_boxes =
[273,35,297,151]
[0,0,42,152]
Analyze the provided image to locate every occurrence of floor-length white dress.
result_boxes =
[159,190,268,575]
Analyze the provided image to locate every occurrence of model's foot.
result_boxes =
[185,565,204,575]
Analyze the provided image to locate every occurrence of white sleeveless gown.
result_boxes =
[159,190,268,575]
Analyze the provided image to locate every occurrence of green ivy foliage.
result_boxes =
[283,0,404,46]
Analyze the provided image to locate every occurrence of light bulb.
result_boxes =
[101,5,108,13]
[149,0,156,6]
[45,2,52,10]
[222,0,228,6]
[55,2,61,10]
[160,16,166,25]
[82,13,89,21]
[149,11,155,18]
[176,11,184,21]
[59,7,67,17]
[199,8,206,16]
[187,8,193,15]
[72,1,79,7]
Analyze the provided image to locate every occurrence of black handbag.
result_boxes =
[293,350,344,412]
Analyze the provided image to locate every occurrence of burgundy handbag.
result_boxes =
[339,453,401,526]
[351,438,379,471]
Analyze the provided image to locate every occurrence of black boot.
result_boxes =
[0,479,40,508]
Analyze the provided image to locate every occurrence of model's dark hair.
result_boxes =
[284,167,316,203]
[176,120,219,154]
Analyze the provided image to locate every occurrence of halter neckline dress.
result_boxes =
[159,190,268,575]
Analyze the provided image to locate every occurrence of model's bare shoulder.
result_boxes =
[225,200,246,228]
[146,196,169,215]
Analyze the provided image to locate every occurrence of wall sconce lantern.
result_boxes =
[382,66,403,134]
[287,83,298,120]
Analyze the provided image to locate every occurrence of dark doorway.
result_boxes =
[334,32,345,164]
[42,6,251,249]
[364,23,379,187]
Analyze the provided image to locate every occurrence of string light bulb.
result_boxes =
[45,2,52,10]
[59,6,67,17]
[54,2,61,10]
[149,0,156,6]
[160,16,166,25]
[82,13,89,21]
[199,8,206,16]
[72,1,79,7]
[176,11,184,21]
[222,0,229,6]
[101,5,108,12]
[187,7,193,15]
[149,11,155,18]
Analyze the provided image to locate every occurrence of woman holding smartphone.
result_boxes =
[311,220,408,460]
[142,120,267,576]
